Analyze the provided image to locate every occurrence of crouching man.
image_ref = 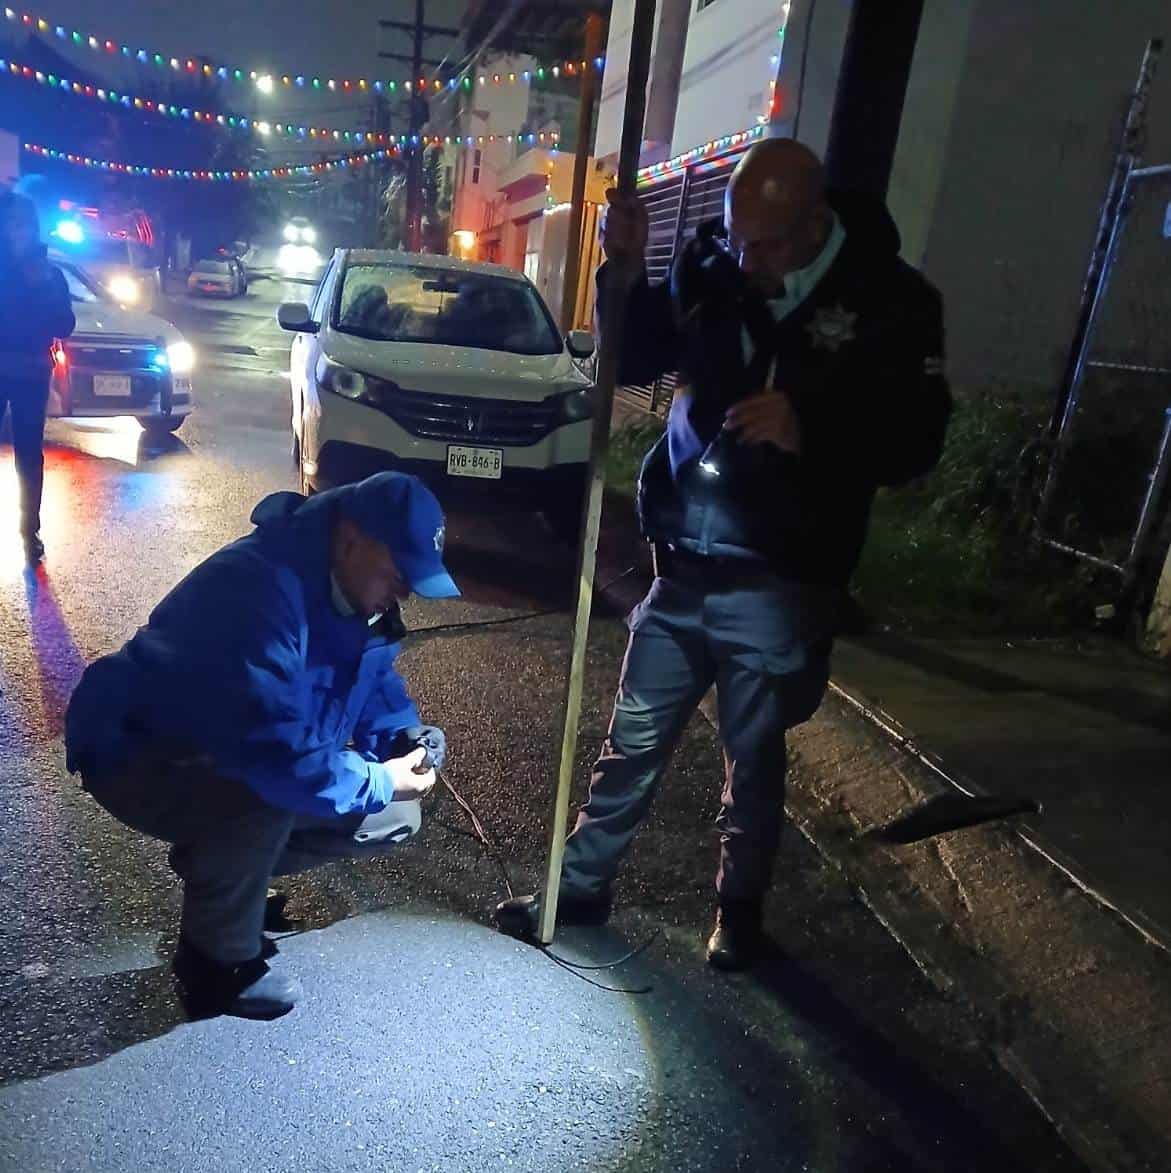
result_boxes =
[65,472,459,1020]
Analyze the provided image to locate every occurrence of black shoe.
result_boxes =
[495,888,613,939]
[22,533,44,565]
[705,906,764,972]
[173,937,301,1020]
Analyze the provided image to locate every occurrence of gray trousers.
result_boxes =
[84,753,421,963]
[561,574,834,908]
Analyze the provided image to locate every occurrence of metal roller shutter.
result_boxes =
[618,151,744,414]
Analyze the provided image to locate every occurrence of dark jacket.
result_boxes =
[65,488,422,818]
[600,193,951,587]
[0,243,75,378]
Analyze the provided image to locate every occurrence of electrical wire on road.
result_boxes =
[270,563,659,993]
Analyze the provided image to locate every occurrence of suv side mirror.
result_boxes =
[567,329,595,359]
[277,302,317,334]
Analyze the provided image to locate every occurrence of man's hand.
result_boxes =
[404,724,447,772]
[724,391,803,455]
[384,746,437,802]
[600,188,648,278]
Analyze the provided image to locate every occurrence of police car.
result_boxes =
[49,254,195,437]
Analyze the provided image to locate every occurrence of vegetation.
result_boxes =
[604,395,1117,636]
[852,390,1109,634]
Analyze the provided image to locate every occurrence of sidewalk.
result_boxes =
[587,411,1171,1168]
[779,629,1171,1171]
[830,631,1171,948]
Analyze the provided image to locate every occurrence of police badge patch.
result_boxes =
[806,304,858,352]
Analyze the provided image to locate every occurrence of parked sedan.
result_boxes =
[278,250,596,539]
[49,254,195,437]
[187,258,240,298]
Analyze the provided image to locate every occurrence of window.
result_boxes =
[697,0,723,9]
[523,251,540,283]
[309,258,338,325]
[472,149,482,185]
[334,261,562,356]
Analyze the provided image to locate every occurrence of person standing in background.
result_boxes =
[0,191,75,563]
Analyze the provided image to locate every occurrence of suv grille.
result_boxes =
[373,384,560,447]
[65,341,158,372]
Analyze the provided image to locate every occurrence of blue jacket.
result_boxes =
[65,489,421,818]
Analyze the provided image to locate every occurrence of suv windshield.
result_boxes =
[80,239,156,268]
[196,260,230,273]
[56,261,103,304]
[334,262,561,356]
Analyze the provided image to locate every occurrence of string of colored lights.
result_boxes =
[632,18,786,187]
[636,126,766,186]
[23,141,399,181]
[0,57,560,149]
[2,6,604,94]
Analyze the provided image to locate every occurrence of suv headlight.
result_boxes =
[552,385,594,424]
[167,340,196,375]
[316,355,368,401]
[107,274,141,304]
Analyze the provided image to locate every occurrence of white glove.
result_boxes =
[384,745,437,801]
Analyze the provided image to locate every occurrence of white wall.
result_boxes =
[597,0,786,163]
[910,0,1171,395]
[451,53,537,236]
[770,0,852,159]
[672,0,786,156]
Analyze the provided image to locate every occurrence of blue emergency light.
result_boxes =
[54,219,85,245]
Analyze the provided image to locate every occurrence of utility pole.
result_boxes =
[379,2,459,251]
[537,0,658,946]
[559,11,606,333]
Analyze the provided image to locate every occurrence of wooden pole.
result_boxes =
[538,0,658,945]
[560,12,607,332]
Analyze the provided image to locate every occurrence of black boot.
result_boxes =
[22,532,44,565]
[705,904,764,972]
[173,937,301,1020]
[495,888,613,940]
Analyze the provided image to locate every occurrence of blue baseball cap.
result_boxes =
[335,472,459,599]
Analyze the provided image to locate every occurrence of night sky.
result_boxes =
[4,0,472,163]
[19,1,468,83]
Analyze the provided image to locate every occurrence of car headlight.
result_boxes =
[553,385,594,423]
[166,340,196,375]
[107,275,141,304]
[316,355,367,401]
[301,226,317,245]
[283,224,299,243]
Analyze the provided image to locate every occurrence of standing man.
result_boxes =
[66,472,458,1019]
[0,191,75,563]
[499,139,951,969]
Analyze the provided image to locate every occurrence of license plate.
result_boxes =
[447,445,503,480]
[94,375,132,398]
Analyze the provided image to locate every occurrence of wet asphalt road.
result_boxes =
[0,277,1083,1172]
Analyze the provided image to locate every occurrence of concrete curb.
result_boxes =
[774,683,1171,1172]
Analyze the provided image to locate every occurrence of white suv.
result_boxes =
[279,250,596,537]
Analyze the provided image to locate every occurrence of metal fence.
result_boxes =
[1035,42,1171,593]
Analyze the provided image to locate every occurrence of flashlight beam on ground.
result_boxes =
[537,0,659,946]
